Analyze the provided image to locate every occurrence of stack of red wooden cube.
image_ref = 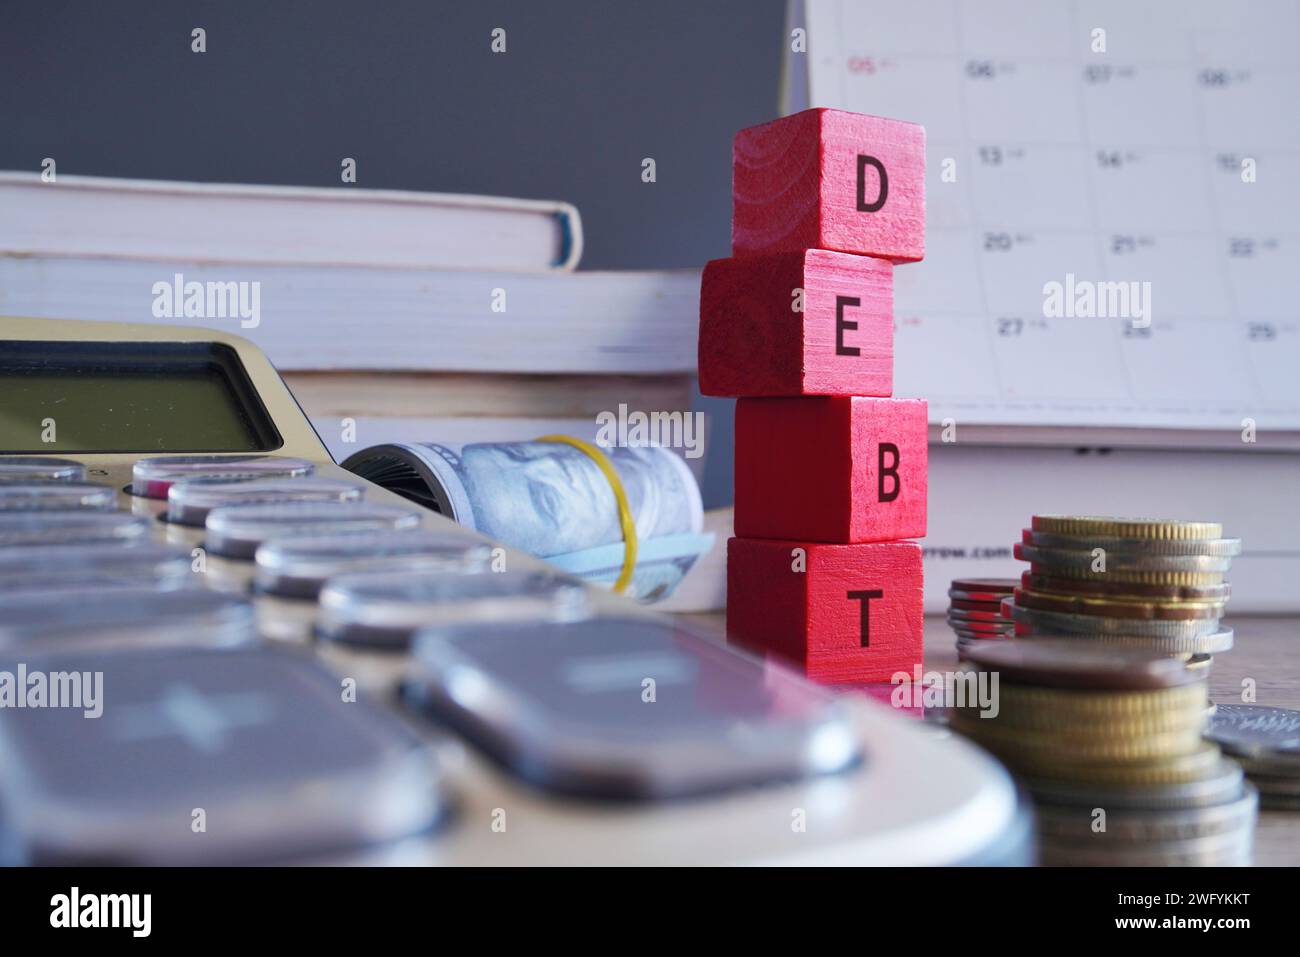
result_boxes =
[700,107,928,683]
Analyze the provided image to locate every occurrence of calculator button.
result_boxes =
[0,510,151,548]
[0,647,444,864]
[0,457,86,482]
[318,567,589,650]
[204,501,422,559]
[0,586,256,652]
[404,616,861,799]
[255,530,493,599]
[167,477,366,527]
[0,482,118,512]
[132,455,315,500]
[0,542,195,593]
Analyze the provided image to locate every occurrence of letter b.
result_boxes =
[878,442,900,502]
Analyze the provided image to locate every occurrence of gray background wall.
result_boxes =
[0,0,786,505]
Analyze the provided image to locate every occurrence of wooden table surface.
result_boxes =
[682,611,1299,866]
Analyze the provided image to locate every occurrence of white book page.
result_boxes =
[796,0,1300,434]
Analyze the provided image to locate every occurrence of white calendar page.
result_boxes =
[789,0,1300,439]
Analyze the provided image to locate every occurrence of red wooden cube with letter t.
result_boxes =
[727,537,923,683]
[734,395,927,543]
[698,249,893,398]
[731,108,925,263]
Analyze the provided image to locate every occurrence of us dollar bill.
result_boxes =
[344,441,713,602]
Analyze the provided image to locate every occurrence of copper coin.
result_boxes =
[949,578,1017,602]
[950,597,1007,613]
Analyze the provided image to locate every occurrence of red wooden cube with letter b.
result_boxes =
[731,108,925,263]
[698,249,893,398]
[726,537,923,683]
[734,395,927,543]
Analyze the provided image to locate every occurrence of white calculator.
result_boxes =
[0,317,1029,865]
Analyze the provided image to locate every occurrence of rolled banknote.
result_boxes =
[343,441,713,602]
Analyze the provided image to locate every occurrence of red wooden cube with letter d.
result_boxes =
[731,108,925,263]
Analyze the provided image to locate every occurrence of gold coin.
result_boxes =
[1027,563,1225,587]
[1013,586,1227,621]
[1031,516,1223,540]
[993,680,1209,717]
[983,741,1223,786]
[953,700,1207,736]
[953,721,1206,763]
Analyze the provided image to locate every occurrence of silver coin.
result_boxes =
[1033,785,1256,844]
[168,477,365,527]
[950,617,1014,630]
[1004,600,1224,640]
[1243,771,1300,795]
[1022,529,1243,558]
[1038,825,1253,866]
[951,628,1015,641]
[1257,792,1300,811]
[1026,760,1245,811]
[1012,626,1234,656]
[1014,543,1235,574]
[1206,704,1300,761]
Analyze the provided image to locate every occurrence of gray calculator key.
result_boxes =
[318,567,590,650]
[0,457,86,482]
[0,647,444,864]
[255,529,493,599]
[204,501,421,559]
[405,616,862,799]
[0,481,118,511]
[0,510,151,548]
[0,542,196,593]
[132,455,315,500]
[0,586,256,652]
[167,476,366,527]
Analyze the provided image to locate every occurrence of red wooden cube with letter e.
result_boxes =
[726,537,923,683]
[734,395,927,543]
[698,249,893,397]
[731,108,925,263]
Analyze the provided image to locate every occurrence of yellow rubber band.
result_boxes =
[535,435,638,595]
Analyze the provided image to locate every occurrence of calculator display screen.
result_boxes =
[0,341,282,453]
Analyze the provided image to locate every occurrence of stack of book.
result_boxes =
[0,172,700,463]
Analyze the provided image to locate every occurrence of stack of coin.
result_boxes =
[946,577,1015,650]
[1207,704,1300,810]
[951,641,1257,866]
[1005,516,1239,665]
